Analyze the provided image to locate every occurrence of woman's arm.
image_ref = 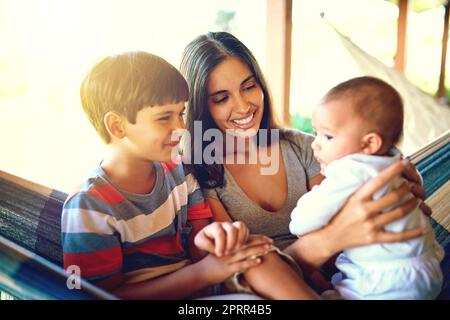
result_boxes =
[285,160,427,269]
[206,196,234,222]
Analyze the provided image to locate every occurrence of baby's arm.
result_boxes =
[290,159,366,236]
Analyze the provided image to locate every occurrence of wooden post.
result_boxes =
[438,0,450,98]
[395,0,408,72]
[265,0,292,126]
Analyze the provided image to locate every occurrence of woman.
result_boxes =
[179,32,429,290]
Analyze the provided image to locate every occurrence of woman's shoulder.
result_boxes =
[279,128,315,146]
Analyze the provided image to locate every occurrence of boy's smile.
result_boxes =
[122,101,186,163]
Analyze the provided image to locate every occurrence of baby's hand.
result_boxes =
[195,221,265,257]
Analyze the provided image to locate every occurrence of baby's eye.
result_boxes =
[324,134,333,140]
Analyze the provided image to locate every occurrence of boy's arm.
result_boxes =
[112,241,269,299]
[62,192,124,291]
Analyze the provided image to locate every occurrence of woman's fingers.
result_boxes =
[365,182,410,214]
[402,160,422,184]
[372,197,420,229]
[229,242,271,263]
[375,227,427,244]
[420,201,432,217]
[355,160,406,201]
[229,257,262,274]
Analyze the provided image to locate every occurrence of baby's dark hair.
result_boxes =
[322,76,404,148]
[80,51,188,143]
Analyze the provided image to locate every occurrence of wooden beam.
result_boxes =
[265,0,292,126]
[438,0,450,98]
[395,0,408,72]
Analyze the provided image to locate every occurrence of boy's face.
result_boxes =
[122,101,186,163]
[311,100,366,175]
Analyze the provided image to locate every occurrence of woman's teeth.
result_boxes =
[232,113,254,125]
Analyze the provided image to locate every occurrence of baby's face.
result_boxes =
[311,100,367,175]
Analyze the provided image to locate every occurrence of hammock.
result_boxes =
[0,132,449,300]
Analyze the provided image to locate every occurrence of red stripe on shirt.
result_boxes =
[66,185,83,202]
[63,245,122,278]
[87,184,126,205]
[188,202,213,220]
[161,161,179,174]
[122,233,185,256]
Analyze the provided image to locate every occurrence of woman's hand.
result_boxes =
[326,160,427,253]
[286,160,429,269]
[194,221,272,257]
[198,238,272,285]
[402,160,432,216]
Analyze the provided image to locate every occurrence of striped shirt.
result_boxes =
[61,161,212,284]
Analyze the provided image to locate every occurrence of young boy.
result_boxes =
[62,51,317,299]
[289,76,444,299]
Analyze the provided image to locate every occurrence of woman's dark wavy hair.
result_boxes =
[180,32,281,189]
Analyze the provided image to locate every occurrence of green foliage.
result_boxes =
[290,114,314,134]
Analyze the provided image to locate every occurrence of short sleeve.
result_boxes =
[285,129,321,180]
[201,186,220,200]
[185,173,213,221]
[61,192,123,282]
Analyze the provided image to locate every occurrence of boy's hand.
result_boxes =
[199,239,272,285]
[195,221,265,257]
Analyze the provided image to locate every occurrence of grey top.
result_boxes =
[203,129,320,249]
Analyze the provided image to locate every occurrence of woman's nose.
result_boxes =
[234,94,251,114]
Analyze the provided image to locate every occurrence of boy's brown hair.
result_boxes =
[322,76,404,148]
[80,51,188,143]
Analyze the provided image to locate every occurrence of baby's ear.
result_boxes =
[361,132,383,155]
[104,111,126,140]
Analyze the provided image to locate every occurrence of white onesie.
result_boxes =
[290,152,444,299]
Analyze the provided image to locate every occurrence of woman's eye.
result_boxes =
[158,116,170,121]
[212,96,228,104]
[243,84,256,91]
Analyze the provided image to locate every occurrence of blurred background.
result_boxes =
[1,0,449,192]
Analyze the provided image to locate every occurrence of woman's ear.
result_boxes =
[104,111,126,140]
[361,132,383,155]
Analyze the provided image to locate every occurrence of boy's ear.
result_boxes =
[104,112,126,140]
[361,132,383,155]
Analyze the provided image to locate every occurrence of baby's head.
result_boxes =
[311,76,403,174]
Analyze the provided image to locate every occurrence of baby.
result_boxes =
[289,76,444,299]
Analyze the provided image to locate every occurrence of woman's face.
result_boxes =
[206,56,264,136]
